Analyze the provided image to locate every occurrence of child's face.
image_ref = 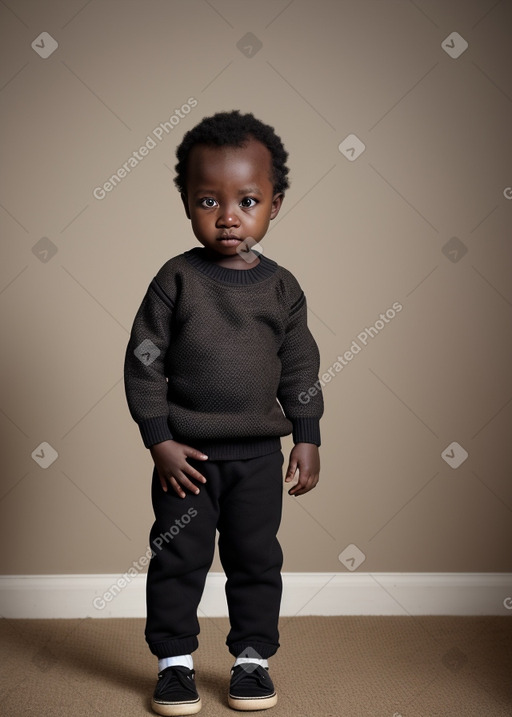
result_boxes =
[181,137,283,262]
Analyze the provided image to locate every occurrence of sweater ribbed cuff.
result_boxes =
[291,417,321,446]
[139,416,173,448]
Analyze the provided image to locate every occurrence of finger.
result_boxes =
[289,473,317,496]
[167,475,186,498]
[297,476,319,495]
[165,470,197,498]
[159,473,168,493]
[287,476,303,495]
[288,466,307,492]
[284,460,297,482]
[175,471,202,496]
[183,449,208,483]
[185,448,209,461]
[289,482,308,496]
[186,466,207,484]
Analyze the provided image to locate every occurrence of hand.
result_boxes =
[150,440,208,497]
[284,443,320,496]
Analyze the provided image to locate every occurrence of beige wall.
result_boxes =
[1,0,511,576]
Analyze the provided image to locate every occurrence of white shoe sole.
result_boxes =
[228,693,277,711]
[151,696,202,715]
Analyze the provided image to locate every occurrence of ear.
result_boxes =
[181,193,191,219]
[270,193,284,220]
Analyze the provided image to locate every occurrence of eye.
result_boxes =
[240,197,257,208]
[200,197,217,208]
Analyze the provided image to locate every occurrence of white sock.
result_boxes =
[158,654,193,672]
[234,656,269,669]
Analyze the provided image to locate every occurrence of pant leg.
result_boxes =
[217,451,284,659]
[145,466,219,657]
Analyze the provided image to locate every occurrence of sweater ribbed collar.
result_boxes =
[184,247,278,285]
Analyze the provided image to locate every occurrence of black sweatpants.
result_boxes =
[145,450,284,659]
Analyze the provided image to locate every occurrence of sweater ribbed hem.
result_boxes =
[139,416,173,448]
[140,418,319,453]
[291,417,321,446]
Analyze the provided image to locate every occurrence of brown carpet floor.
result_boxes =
[1,616,511,716]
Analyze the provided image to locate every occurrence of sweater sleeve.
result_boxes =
[277,277,324,446]
[124,276,175,448]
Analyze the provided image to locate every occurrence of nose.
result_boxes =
[216,204,240,228]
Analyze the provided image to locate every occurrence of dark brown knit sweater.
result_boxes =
[124,247,323,460]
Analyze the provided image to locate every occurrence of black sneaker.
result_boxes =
[228,663,277,711]
[151,665,201,716]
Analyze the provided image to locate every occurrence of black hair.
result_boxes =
[174,110,290,195]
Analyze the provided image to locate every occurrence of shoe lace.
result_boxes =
[231,664,268,689]
[159,666,195,692]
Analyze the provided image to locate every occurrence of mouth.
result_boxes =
[217,235,242,246]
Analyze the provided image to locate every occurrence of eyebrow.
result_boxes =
[238,186,263,196]
[192,186,263,197]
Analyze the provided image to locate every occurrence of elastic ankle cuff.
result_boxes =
[148,636,198,658]
[228,641,279,659]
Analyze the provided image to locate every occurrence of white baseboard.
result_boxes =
[1,573,511,619]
